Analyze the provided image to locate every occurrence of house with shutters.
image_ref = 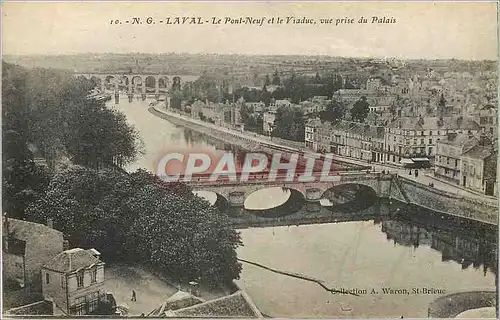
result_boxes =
[41,248,105,315]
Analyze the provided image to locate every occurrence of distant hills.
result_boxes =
[3,53,496,83]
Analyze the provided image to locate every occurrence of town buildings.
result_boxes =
[460,142,497,196]
[305,118,385,162]
[41,248,105,315]
[434,133,479,183]
[471,104,497,138]
[384,115,481,165]
[3,217,65,292]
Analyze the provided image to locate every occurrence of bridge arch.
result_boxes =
[144,76,156,93]
[104,75,117,90]
[321,183,378,212]
[158,76,170,93]
[131,76,143,93]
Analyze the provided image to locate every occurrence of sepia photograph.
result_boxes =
[1,1,499,318]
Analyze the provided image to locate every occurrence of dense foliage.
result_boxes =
[26,168,242,286]
[350,97,370,122]
[319,100,346,123]
[2,62,142,217]
[272,106,306,142]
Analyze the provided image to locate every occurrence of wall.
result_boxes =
[67,264,105,295]
[25,234,64,292]
[3,252,25,286]
[41,268,68,313]
[6,300,54,316]
[428,290,496,318]
[396,176,498,225]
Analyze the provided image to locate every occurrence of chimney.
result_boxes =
[46,218,53,229]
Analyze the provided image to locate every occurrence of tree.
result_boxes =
[64,103,142,169]
[350,96,370,122]
[2,62,143,217]
[314,72,321,84]
[272,106,305,142]
[320,100,345,123]
[272,70,281,86]
[261,85,271,107]
[264,74,271,86]
[26,167,243,286]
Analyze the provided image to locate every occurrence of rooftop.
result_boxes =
[387,116,480,131]
[462,145,493,160]
[42,248,102,273]
[166,291,262,318]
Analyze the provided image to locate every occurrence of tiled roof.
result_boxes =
[462,145,493,160]
[305,118,322,127]
[332,121,384,139]
[387,116,480,130]
[42,248,101,273]
[167,291,262,318]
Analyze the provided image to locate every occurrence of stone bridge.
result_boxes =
[74,72,196,95]
[186,171,498,225]
[187,172,394,207]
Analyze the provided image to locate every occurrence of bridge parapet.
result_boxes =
[184,172,394,207]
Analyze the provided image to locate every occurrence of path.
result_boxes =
[104,264,177,316]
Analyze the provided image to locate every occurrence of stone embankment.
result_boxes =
[393,176,498,225]
[428,290,496,318]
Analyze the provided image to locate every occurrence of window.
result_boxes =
[447,157,450,165]
[61,275,66,289]
[420,139,424,145]
[420,131,424,136]
[413,139,417,145]
[437,131,440,135]
[428,147,433,155]
[455,159,459,167]
[46,273,50,284]
[90,267,97,283]
[429,139,433,144]
[77,270,84,288]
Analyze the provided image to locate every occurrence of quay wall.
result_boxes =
[427,290,496,318]
[396,176,498,225]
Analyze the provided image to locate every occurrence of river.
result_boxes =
[109,97,497,318]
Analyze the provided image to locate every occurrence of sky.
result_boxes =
[2,1,499,60]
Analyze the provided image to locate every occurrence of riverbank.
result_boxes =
[149,106,366,170]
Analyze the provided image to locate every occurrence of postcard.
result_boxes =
[2,1,498,318]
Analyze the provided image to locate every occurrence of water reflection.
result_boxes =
[237,205,497,317]
[245,187,291,210]
[386,209,497,276]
